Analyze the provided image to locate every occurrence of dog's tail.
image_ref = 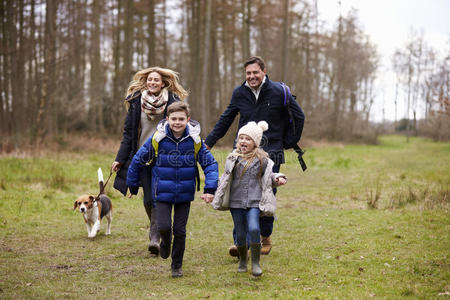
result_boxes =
[98,168,105,194]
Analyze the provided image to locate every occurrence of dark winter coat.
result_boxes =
[127,120,218,204]
[204,76,305,165]
[113,91,179,196]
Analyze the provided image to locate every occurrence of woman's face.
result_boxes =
[238,134,256,154]
[146,72,164,95]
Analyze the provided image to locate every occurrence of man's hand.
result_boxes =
[275,176,287,186]
[201,193,214,203]
[205,144,211,151]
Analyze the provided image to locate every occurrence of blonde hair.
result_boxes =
[126,67,189,100]
[231,144,269,185]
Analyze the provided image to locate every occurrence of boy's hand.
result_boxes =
[275,176,287,186]
[201,193,214,203]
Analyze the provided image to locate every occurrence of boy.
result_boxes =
[127,102,218,277]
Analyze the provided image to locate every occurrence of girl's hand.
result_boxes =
[276,176,287,185]
[201,193,214,203]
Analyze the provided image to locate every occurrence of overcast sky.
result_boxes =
[316,0,450,121]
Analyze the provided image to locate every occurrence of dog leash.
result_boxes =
[94,167,113,202]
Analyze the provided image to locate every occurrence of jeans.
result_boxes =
[232,163,280,244]
[156,201,191,269]
[230,207,261,246]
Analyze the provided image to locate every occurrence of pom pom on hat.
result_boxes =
[257,121,268,132]
[237,120,269,146]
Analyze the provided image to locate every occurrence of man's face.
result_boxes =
[167,111,190,137]
[245,63,266,89]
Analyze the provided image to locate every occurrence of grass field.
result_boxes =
[0,135,449,299]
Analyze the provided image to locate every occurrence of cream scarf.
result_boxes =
[141,88,169,120]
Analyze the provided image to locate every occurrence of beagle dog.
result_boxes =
[73,168,112,238]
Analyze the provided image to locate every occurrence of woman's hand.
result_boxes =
[112,161,121,172]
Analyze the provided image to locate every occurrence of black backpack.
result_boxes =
[280,82,307,171]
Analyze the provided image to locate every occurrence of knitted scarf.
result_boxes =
[141,88,169,120]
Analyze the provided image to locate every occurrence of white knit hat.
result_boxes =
[237,121,269,146]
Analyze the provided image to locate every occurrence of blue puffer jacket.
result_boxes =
[127,120,218,204]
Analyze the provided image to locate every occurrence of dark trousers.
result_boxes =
[141,166,154,208]
[156,201,191,269]
[232,163,280,245]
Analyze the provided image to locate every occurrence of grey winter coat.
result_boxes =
[211,151,286,216]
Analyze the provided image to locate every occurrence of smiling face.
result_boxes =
[167,111,190,138]
[245,63,266,90]
[237,134,256,154]
[146,71,165,95]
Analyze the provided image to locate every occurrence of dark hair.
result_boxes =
[244,56,266,71]
[167,102,191,117]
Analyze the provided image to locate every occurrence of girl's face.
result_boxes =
[146,72,164,95]
[238,134,256,154]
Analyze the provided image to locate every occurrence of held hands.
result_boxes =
[201,193,214,203]
[275,176,287,186]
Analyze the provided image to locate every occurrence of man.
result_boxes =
[205,56,305,256]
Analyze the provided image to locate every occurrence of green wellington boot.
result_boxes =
[237,246,248,272]
[250,243,262,276]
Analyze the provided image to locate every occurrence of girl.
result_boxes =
[210,121,287,276]
[112,67,188,255]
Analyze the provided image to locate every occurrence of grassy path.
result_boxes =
[0,136,448,299]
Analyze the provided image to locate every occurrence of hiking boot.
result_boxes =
[171,267,183,278]
[148,243,160,255]
[145,204,160,255]
[260,236,272,255]
[250,243,262,276]
[237,246,248,273]
[229,245,239,257]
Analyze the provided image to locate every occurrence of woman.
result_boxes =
[112,67,188,255]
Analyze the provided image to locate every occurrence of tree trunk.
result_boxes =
[147,0,156,66]
[89,0,105,133]
[200,0,213,127]
[280,0,289,82]
[37,0,58,139]
[241,0,250,61]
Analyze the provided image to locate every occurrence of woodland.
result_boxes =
[1,0,449,147]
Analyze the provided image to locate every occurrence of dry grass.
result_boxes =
[0,133,120,157]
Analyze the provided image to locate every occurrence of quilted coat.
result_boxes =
[127,120,218,204]
[211,150,286,216]
[113,91,179,196]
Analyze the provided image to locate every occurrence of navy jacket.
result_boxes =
[205,76,305,165]
[127,120,218,204]
[113,91,179,196]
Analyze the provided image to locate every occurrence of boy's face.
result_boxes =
[167,111,190,137]
[237,134,256,154]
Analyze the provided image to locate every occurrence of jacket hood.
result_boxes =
[154,119,202,144]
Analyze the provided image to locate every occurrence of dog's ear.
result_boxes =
[89,195,95,201]
[73,200,78,211]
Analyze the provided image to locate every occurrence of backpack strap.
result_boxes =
[148,131,203,191]
[280,82,307,172]
[193,138,202,192]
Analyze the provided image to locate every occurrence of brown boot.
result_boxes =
[229,245,239,257]
[260,236,272,255]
